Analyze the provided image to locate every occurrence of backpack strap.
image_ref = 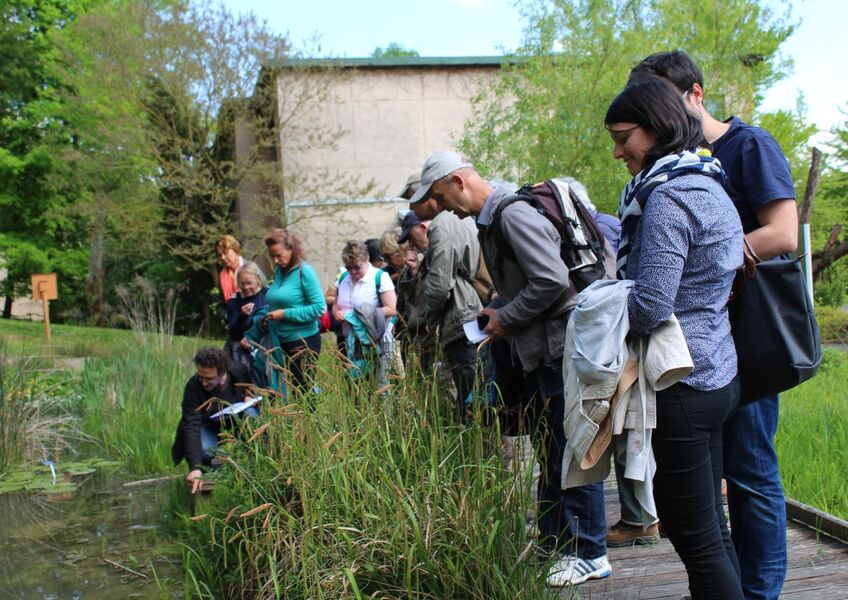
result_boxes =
[488,185,542,280]
[374,268,384,308]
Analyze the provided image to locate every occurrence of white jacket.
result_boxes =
[561,279,693,527]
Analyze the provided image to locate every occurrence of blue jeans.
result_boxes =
[653,378,743,600]
[723,395,786,600]
[201,405,261,464]
[526,362,607,559]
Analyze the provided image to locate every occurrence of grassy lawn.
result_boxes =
[0,317,217,358]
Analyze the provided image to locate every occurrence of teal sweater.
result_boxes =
[264,262,325,343]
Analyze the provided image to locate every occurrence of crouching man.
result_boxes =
[171,347,254,494]
[411,150,609,586]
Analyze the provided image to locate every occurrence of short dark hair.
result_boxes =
[264,228,305,266]
[365,239,384,264]
[193,347,229,374]
[628,51,704,92]
[605,76,704,169]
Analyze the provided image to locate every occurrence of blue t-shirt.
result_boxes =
[711,116,796,233]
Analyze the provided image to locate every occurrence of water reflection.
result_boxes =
[0,472,183,599]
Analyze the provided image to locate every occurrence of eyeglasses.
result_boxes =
[197,373,222,384]
[681,89,690,102]
[345,263,366,272]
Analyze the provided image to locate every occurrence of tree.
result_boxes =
[0,0,91,319]
[371,43,419,59]
[807,110,848,304]
[460,0,797,213]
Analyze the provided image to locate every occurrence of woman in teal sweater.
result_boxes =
[246,229,325,396]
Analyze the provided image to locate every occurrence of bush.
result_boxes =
[815,304,848,343]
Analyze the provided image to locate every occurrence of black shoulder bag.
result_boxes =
[729,240,822,404]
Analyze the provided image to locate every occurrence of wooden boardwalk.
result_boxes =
[557,486,848,599]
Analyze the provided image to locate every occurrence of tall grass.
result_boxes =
[175,354,547,599]
[0,343,80,472]
[113,277,179,352]
[778,347,848,520]
[78,280,207,474]
[79,345,190,474]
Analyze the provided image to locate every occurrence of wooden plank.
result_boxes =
[576,481,848,599]
[786,497,848,544]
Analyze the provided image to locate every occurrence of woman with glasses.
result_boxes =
[605,76,744,599]
[334,241,397,383]
[245,229,325,397]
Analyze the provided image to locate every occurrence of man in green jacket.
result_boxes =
[399,202,483,421]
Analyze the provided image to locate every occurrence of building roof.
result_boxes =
[281,56,507,69]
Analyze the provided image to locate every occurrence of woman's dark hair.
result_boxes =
[365,238,384,264]
[194,347,230,374]
[605,76,703,169]
[264,228,305,266]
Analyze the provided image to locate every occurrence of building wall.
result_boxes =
[0,267,43,320]
[272,63,497,286]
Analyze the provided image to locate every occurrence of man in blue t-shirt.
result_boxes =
[628,51,798,600]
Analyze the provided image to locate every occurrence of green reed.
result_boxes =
[175,350,547,599]
[79,345,192,474]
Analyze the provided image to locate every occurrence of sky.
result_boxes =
[222,0,845,133]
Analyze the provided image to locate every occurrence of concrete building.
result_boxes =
[236,56,503,286]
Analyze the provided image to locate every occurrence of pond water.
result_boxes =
[0,472,185,599]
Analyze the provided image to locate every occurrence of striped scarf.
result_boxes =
[616,150,726,279]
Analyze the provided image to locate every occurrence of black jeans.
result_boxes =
[652,377,743,600]
[444,338,478,422]
[280,333,321,395]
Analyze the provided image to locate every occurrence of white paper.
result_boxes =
[210,396,262,420]
[463,319,488,344]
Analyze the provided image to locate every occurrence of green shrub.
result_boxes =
[815,304,848,343]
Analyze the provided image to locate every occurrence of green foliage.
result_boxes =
[79,345,190,474]
[779,348,848,520]
[755,100,817,198]
[815,305,848,343]
[461,0,797,213]
[371,43,419,58]
[807,107,848,302]
[0,1,93,319]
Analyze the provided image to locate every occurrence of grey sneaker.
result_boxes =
[546,554,611,587]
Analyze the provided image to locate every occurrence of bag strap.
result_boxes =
[729,237,760,303]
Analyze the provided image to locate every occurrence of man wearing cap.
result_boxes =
[413,150,609,587]
[397,195,482,421]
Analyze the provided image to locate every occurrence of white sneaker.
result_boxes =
[546,554,611,587]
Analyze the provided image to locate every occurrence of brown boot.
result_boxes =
[605,520,660,548]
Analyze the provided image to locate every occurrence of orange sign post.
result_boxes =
[31,273,58,341]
